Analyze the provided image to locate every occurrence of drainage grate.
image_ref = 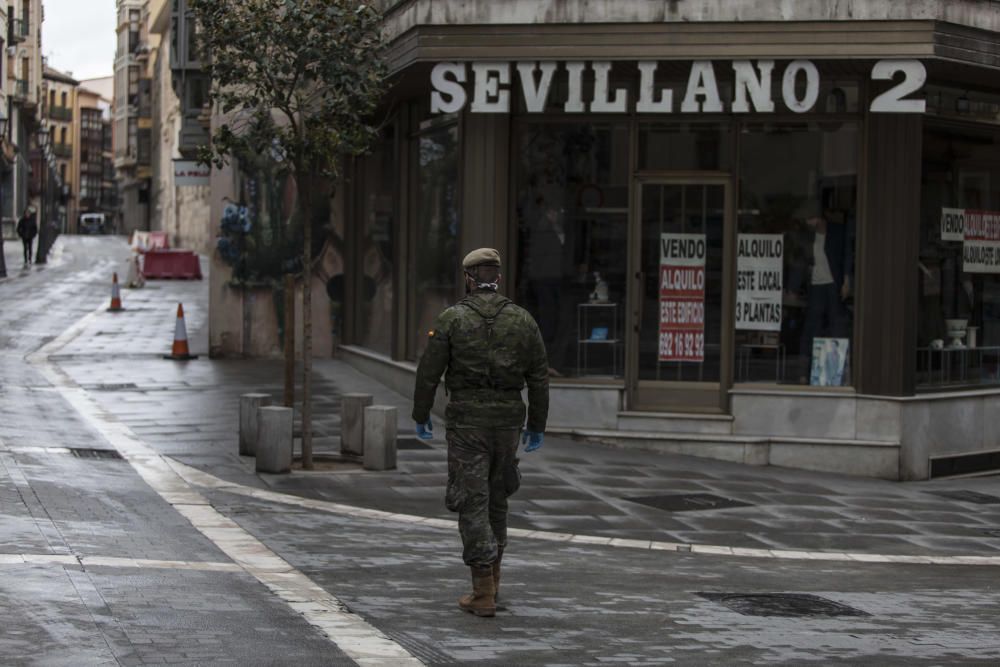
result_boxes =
[396,437,433,451]
[930,490,1000,505]
[69,448,124,460]
[698,593,870,618]
[624,493,752,512]
[93,383,138,391]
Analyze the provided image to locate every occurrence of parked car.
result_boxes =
[80,213,107,234]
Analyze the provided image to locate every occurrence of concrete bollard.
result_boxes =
[256,406,293,474]
[363,405,397,471]
[340,393,373,458]
[239,393,271,456]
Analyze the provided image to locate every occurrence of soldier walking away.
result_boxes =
[16,205,37,266]
[412,248,549,618]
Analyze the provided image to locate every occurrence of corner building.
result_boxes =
[334,1,1000,480]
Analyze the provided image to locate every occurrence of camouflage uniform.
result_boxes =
[413,290,549,568]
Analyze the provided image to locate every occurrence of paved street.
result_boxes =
[2,236,1000,665]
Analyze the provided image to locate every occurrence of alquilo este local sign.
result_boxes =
[430,60,926,115]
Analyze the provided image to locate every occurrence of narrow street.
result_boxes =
[2,236,1000,665]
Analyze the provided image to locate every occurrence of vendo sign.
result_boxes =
[431,59,926,115]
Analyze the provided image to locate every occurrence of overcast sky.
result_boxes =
[42,0,117,81]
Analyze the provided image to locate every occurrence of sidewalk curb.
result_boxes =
[166,458,1000,568]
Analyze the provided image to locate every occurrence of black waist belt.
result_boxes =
[450,388,522,401]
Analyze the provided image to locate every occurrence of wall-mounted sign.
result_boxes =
[173,160,210,187]
[736,234,783,332]
[963,210,1000,274]
[659,233,706,363]
[431,59,926,115]
[941,207,966,242]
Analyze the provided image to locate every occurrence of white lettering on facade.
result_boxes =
[781,60,820,113]
[430,62,467,114]
[732,60,775,113]
[470,63,511,113]
[636,61,673,113]
[430,59,927,115]
[680,61,724,113]
[564,61,586,113]
[517,61,557,112]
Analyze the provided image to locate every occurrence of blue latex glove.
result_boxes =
[522,431,544,452]
[415,419,433,440]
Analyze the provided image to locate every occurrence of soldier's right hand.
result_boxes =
[416,419,434,440]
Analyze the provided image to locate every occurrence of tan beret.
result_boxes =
[462,248,501,269]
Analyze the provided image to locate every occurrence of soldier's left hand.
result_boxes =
[522,431,544,452]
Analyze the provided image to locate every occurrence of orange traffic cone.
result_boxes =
[164,303,198,360]
[108,273,124,312]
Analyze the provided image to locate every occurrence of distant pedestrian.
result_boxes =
[412,248,549,618]
[16,205,37,266]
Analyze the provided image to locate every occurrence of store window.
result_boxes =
[514,122,629,378]
[412,122,459,359]
[358,127,396,356]
[639,123,732,172]
[917,120,1000,388]
[737,121,859,386]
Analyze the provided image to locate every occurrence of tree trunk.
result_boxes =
[299,172,314,470]
[283,272,295,408]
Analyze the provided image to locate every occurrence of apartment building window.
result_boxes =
[128,68,140,108]
[137,128,151,164]
[60,127,67,145]
[129,9,140,52]
[59,163,66,183]
[127,118,137,157]
[60,91,67,109]
[49,90,55,109]
[21,0,28,26]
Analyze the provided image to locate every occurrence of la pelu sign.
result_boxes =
[430,59,926,115]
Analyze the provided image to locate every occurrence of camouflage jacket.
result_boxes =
[412,290,549,431]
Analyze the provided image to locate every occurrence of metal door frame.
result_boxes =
[626,175,735,413]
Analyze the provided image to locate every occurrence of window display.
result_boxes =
[737,122,859,385]
[917,121,1000,387]
[359,128,395,356]
[413,123,460,359]
[514,122,628,378]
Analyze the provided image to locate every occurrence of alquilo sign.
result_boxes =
[431,59,926,115]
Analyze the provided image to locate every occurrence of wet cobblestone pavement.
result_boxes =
[2,237,1000,665]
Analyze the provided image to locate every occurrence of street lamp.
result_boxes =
[0,113,8,279]
[35,127,49,265]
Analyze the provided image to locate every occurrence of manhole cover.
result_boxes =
[698,593,870,618]
[93,383,138,391]
[931,490,1000,505]
[397,437,432,451]
[624,493,752,512]
[69,448,124,460]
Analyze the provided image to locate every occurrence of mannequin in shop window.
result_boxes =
[798,202,855,381]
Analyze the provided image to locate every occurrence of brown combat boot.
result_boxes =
[492,545,504,602]
[458,565,496,617]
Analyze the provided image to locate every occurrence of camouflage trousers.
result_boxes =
[445,428,520,568]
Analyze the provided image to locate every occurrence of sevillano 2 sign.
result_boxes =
[430,59,926,115]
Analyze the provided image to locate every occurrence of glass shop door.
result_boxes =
[628,179,732,412]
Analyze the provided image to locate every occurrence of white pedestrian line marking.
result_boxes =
[0,553,242,571]
[29,304,424,667]
[164,458,1000,568]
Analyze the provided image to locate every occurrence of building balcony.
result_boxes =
[49,106,72,122]
[54,143,72,159]
[9,17,28,44]
[13,79,29,100]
